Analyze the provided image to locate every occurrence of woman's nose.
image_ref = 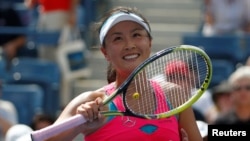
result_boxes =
[124,38,136,50]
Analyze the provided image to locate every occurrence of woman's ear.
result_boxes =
[101,47,110,61]
[148,38,152,50]
[149,39,152,49]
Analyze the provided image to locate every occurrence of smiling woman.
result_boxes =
[35,6,203,141]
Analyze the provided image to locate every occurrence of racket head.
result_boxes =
[120,45,212,119]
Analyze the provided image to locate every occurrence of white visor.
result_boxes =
[99,12,150,45]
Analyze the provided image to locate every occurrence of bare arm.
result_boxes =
[45,90,107,141]
[179,107,203,141]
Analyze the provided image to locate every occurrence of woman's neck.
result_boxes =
[115,74,129,87]
[115,79,125,88]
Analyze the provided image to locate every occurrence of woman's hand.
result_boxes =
[180,128,189,141]
[77,97,103,121]
[76,96,107,129]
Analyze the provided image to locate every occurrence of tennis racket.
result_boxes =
[30,45,212,141]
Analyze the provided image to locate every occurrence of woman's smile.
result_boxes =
[123,53,140,60]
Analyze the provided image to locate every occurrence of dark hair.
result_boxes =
[107,63,116,83]
[30,113,55,130]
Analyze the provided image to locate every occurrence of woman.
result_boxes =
[213,66,250,125]
[46,6,202,141]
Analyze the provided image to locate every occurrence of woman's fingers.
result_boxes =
[77,97,104,122]
[180,128,189,141]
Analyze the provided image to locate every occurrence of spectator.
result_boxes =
[5,124,33,141]
[0,2,26,68]
[207,80,232,123]
[30,113,55,130]
[0,81,18,140]
[24,0,80,62]
[202,0,250,36]
[213,66,250,125]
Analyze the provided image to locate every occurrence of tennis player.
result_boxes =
[45,6,202,141]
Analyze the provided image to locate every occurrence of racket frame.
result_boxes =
[101,45,213,119]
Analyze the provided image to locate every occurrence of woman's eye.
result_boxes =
[113,36,122,41]
[133,33,141,37]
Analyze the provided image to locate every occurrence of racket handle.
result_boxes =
[30,114,87,141]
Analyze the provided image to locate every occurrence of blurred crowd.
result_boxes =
[194,1,250,140]
[202,0,250,36]
[0,0,94,140]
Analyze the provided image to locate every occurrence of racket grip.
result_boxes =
[30,114,87,141]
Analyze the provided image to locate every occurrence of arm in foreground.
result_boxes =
[44,90,107,141]
[179,107,203,141]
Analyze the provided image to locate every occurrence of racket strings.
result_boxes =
[124,49,208,117]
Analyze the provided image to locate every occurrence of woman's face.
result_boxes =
[101,21,152,77]
[231,77,250,106]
